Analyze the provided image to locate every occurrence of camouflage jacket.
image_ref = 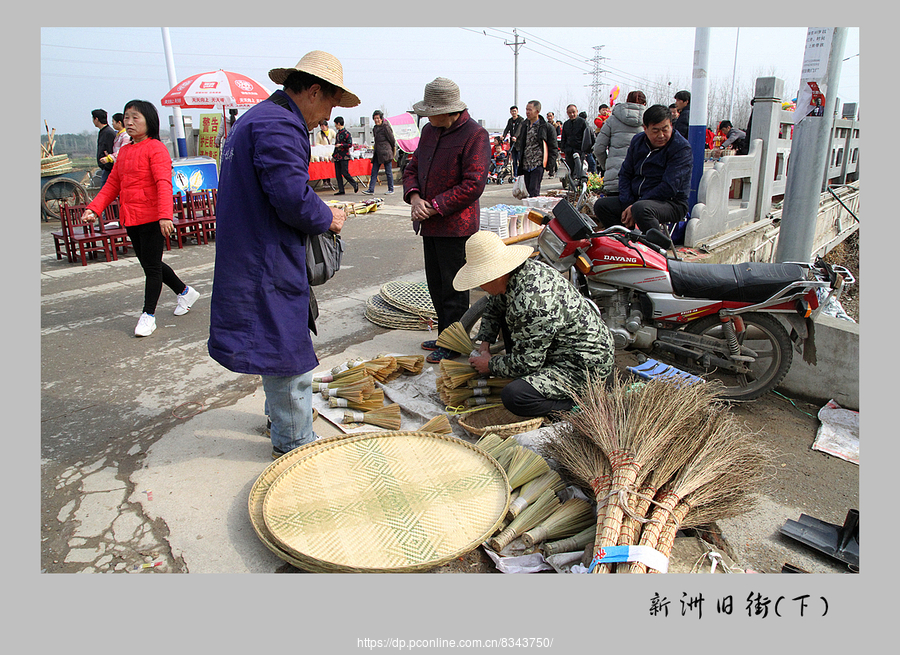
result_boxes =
[475,259,615,398]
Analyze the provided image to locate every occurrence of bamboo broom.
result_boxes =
[541,525,596,557]
[488,488,561,552]
[322,357,366,379]
[466,377,513,389]
[342,403,402,431]
[438,360,479,389]
[463,396,503,408]
[418,414,451,434]
[493,439,520,471]
[311,369,369,391]
[507,469,564,519]
[565,374,713,573]
[444,386,496,406]
[395,355,425,375]
[616,382,724,554]
[321,377,376,403]
[522,498,595,548]
[435,321,477,356]
[363,356,398,383]
[474,433,505,456]
[328,388,385,412]
[314,362,367,382]
[504,445,551,490]
[628,405,761,573]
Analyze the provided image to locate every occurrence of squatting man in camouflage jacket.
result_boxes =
[453,231,615,417]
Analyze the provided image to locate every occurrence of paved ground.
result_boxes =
[40,171,858,579]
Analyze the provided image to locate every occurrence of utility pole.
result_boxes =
[728,28,740,121]
[775,27,847,263]
[504,29,525,108]
[688,28,710,209]
[588,46,606,115]
[161,27,187,158]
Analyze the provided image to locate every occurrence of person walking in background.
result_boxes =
[332,116,358,195]
[512,100,557,197]
[561,104,589,179]
[502,105,525,177]
[84,100,200,337]
[92,109,116,187]
[208,50,354,460]
[403,77,491,364]
[363,110,396,195]
[593,90,647,195]
[98,113,129,168]
[673,90,691,139]
[315,119,333,145]
[545,111,560,177]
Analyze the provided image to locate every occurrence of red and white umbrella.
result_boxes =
[161,69,271,109]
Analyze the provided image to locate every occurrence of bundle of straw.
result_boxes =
[466,377,512,389]
[541,525,595,557]
[504,445,551,490]
[522,498,595,548]
[395,355,424,376]
[328,388,385,412]
[488,488,560,552]
[342,403,402,430]
[443,386,496,407]
[418,414,451,434]
[324,357,365,378]
[314,362,367,383]
[438,360,479,389]
[321,377,376,403]
[474,433,505,456]
[435,321,477,356]
[364,356,398,383]
[311,369,369,391]
[507,469,564,519]
[463,396,502,408]
[628,405,764,574]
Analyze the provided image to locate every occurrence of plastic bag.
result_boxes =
[512,175,528,200]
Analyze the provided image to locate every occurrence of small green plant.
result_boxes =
[587,173,604,193]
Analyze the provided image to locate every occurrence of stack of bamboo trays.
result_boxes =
[41,121,74,175]
[540,373,775,573]
[364,282,437,331]
[474,432,593,554]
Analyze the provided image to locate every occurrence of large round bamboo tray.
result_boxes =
[365,294,431,330]
[458,406,544,439]
[248,433,363,569]
[262,431,510,572]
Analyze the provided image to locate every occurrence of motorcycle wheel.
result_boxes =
[681,312,793,401]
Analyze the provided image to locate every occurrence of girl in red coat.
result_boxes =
[85,100,199,337]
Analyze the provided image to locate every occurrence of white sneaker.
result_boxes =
[135,313,157,337]
[174,286,200,316]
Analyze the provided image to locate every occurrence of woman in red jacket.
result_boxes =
[85,100,199,337]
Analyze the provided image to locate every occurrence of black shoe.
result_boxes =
[334,191,346,195]
[353,184,359,193]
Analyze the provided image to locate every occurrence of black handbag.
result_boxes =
[307,230,343,287]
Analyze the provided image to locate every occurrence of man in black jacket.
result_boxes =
[591,104,692,234]
[502,106,525,176]
[672,90,690,139]
[92,109,116,188]
[561,104,589,180]
[512,100,558,197]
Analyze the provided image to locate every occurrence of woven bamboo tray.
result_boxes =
[365,294,432,330]
[248,434,362,569]
[458,406,544,438]
[262,430,510,572]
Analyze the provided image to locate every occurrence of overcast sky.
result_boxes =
[40,26,859,137]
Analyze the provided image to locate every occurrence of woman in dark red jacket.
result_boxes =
[403,78,491,363]
[86,100,199,337]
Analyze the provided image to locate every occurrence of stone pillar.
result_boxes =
[751,77,785,222]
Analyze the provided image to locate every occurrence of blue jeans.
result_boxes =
[368,156,394,192]
[262,372,316,454]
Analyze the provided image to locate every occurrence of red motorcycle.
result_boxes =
[462,199,853,401]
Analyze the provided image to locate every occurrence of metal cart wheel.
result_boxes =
[41,178,90,221]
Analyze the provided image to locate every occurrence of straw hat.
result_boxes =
[268,50,360,108]
[453,231,533,291]
[412,77,467,117]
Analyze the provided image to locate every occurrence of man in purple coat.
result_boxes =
[208,51,358,459]
[403,77,491,363]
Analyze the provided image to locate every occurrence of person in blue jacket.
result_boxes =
[208,51,358,459]
[591,104,692,234]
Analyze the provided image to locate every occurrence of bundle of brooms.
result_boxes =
[435,321,477,356]
[418,414,451,434]
[328,388,385,412]
[541,373,771,573]
[319,377,377,403]
[342,403,402,430]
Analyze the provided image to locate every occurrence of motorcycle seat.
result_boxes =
[667,259,805,303]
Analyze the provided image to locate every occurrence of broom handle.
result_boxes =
[593,461,640,574]
[628,491,679,574]
[649,501,692,574]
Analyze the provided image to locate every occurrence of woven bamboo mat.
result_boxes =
[365,294,432,330]
[380,281,437,318]
[262,431,510,572]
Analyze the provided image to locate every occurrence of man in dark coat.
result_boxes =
[592,104,692,234]
[561,104,589,180]
[364,110,396,194]
[512,100,558,197]
[92,109,116,188]
[502,106,525,176]
[403,77,491,363]
[208,51,356,459]
[673,90,691,139]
